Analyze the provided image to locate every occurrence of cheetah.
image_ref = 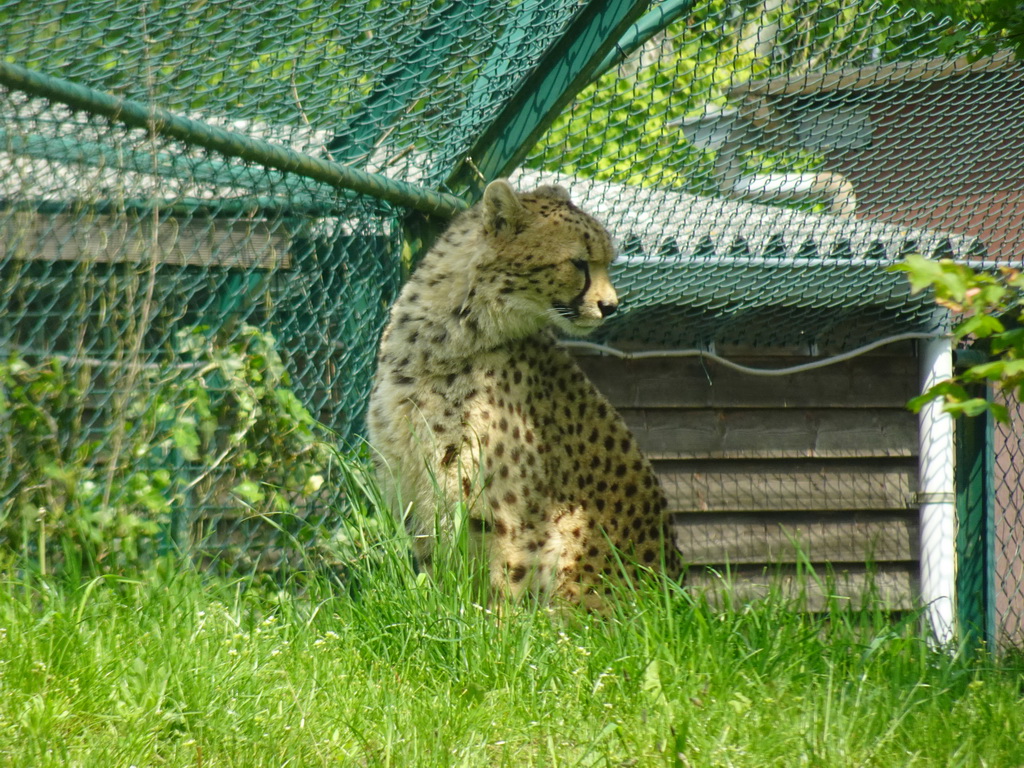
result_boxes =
[367,179,682,608]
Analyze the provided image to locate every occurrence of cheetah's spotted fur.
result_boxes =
[367,180,681,608]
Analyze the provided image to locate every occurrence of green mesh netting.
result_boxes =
[522,1,1023,350]
[993,396,1024,648]
[0,0,583,572]
[2,0,1023,587]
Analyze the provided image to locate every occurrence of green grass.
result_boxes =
[1,533,1023,766]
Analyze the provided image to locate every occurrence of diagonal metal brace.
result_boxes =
[0,60,468,219]
[595,0,698,77]
[447,0,650,201]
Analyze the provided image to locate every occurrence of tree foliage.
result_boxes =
[892,256,1024,422]
[0,326,339,574]
[529,0,998,191]
[896,0,1024,59]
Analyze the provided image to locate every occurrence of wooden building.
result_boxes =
[707,51,1024,260]
[718,52,1024,631]
[576,345,920,610]
[511,169,985,613]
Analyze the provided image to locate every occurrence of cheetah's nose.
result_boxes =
[598,300,618,318]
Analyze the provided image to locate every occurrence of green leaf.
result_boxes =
[134,485,171,514]
[271,490,295,513]
[642,659,669,709]
[989,402,1011,424]
[273,388,315,426]
[954,313,1004,340]
[171,420,201,461]
[963,359,1024,382]
[961,361,1009,381]
[232,480,265,505]
[1000,360,1024,377]
[896,256,994,305]
[990,328,1024,355]
[889,255,944,295]
[971,283,1008,311]
[945,398,992,418]
[906,380,969,413]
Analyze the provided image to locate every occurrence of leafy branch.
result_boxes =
[0,326,341,574]
[890,255,1024,422]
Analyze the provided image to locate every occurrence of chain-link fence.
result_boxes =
[520,3,1024,646]
[956,385,1024,652]
[2,0,1023,608]
[993,394,1024,647]
[522,2,1022,349]
[0,0,586,572]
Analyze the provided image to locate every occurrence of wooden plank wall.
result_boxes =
[575,345,921,611]
[0,211,293,269]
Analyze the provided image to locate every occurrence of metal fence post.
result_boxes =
[954,380,997,649]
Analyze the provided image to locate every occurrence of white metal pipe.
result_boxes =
[918,335,957,644]
[730,172,858,217]
[730,172,818,201]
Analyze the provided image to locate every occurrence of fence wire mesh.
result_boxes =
[522,1,1022,350]
[516,1,1024,635]
[0,0,579,573]
[994,393,1024,648]
[1,0,1022,605]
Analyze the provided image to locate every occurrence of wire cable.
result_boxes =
[559,331,948,376]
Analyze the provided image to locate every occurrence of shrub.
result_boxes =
[0,325,345,575]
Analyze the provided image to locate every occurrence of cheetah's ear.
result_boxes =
[531,184,571,202]
[483,179,528,237]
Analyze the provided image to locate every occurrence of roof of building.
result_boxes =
[729,50,1023,100]
[514,169,970,349]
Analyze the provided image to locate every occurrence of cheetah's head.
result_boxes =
[479,179,619,337]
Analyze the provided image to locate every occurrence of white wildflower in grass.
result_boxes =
[303,474,324,495]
